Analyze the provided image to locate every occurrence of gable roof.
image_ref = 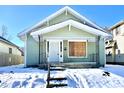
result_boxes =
[109,20,124,30]
[0,36,23,54]
[31,20,110,37]
[18,6,105,38]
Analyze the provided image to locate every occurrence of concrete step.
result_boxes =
[46,83,68,88]
[47,77,67,81]
[50,63,97,68]
[50,68,66,71]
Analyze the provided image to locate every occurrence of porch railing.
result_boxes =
[41,53,98,63]
[41,52,47,63]
[89,54,98,62]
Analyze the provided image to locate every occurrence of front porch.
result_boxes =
[38,61,98,69]
[37,39,99,69]
[26,20,106,68]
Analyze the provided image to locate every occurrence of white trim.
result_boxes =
[46,40,63,42]
[65,8,68,15]
[34,36,96,42]
[24,34,27,67]
[30,20,110,37]
[18,6,104,37]
[103,38,106,64]
[69,24,71,31]
[67,40,88,58]
[66,6,103,31]
[68,40,87,42]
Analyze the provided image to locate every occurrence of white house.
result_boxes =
[0,36,23,66]
[106,20,124,64]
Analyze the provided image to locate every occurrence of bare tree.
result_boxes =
[0,25,7,37]
[0,25,13,40]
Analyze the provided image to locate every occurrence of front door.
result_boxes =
[47,40,63,62]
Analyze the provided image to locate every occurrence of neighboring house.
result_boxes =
[0,36,23,66]
[18,6,110,68]
[106,20,124,64]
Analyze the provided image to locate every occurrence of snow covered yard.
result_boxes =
[0,64,124,88]
[101,64,124,77]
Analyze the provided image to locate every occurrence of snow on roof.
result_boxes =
[18,6,104,37]
[30,20,110,37]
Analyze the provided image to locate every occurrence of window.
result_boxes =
[107,51,112,56]
[118,49,120,54]
[69,41,86,57]
[60,42,62,52]
[47,41,49,53]
[116,26,121,35]
[9,48,12,54]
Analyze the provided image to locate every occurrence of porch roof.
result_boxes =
[30,20,111,41]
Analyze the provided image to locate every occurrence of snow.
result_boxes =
[18,6,104,37]
[0,64,124,88]
[31,20,109,37]
[101,64,124,77]
[0,64,48,88]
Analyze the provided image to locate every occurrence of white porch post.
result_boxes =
[24,34,27,67]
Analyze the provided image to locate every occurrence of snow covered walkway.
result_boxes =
[0,64,124,88]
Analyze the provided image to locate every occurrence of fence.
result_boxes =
[0,52,23,66]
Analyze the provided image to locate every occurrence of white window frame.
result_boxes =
[68,40,87,58]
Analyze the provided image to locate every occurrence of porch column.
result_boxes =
[38,35,41,64]
[112,45,116,62]
[96,36,100,67]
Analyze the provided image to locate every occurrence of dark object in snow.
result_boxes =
[10,71,14,74]
[35,75,39,78]
[0,80,1,83]
[103,71,110,76]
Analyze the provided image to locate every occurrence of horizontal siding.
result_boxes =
[43,26,96,38]
[0,41,22,56]
[49,12,82,26]
[26,34,39,66]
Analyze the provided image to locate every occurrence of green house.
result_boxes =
[18,6,110,68]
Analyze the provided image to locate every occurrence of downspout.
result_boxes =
[38,35,41,64]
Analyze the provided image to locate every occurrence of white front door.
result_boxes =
[47,40,63,62]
